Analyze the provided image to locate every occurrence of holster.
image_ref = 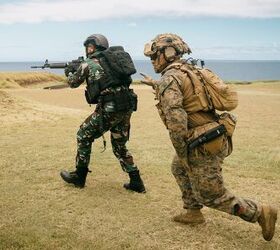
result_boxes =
[188,124,226,152]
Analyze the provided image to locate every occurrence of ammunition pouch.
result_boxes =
[85,80,101,104]
[99,89,138,112]
[217,112,237,156]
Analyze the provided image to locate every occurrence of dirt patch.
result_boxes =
[0,90,83,124]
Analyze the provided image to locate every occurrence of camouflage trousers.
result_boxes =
[75,106,138,173]
[171,137,261,223]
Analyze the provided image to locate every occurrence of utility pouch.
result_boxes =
[100,90,133,112]
[218,112,237,137]
[218,112,237,156]
[113,91,131,111]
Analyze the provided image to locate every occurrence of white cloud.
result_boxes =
[1,0,280,24]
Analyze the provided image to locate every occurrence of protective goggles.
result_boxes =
[144,42,157,56]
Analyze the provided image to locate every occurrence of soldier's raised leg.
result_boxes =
[188,142,277,241]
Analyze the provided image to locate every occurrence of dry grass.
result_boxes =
[0,72,65,89]
[0,81,279,249]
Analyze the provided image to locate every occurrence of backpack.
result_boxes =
[179,63,238,112]
[97,46,136,86]
[100,46,136,77]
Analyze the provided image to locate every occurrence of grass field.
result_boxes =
[0,72,65,89]
[0,79,279,249]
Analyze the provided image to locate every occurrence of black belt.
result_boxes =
[99,89,129,103]
[188,124,226,151]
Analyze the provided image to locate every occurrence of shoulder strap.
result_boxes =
[191,66,214,110]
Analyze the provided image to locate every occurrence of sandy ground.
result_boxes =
[6,87,92,111]
[5,85,151,111]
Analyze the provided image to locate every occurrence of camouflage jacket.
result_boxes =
[67,51,104,88]
[154,60,218,158]
[155,62,189,158]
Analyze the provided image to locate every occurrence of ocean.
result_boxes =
[0,60,280,81]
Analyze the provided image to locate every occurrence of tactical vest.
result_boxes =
[85,46,136,104]
[160,61,237,156]
[160,63,208,115]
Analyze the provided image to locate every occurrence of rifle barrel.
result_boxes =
[48,63,68,69]
[31,62,68,69]
[31,66,43,69]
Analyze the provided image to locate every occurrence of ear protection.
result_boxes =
[164,47,177,62]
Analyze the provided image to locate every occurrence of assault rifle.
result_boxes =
[31,56,84,75]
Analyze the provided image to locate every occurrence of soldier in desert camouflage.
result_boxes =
[141,33,277,241]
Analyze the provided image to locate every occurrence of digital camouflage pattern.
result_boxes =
[144,33,191,57]
[155,61,261,223]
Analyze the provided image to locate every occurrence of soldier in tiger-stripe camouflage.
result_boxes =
[60,34,145,193]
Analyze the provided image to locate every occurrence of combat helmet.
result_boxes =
[83,34,109,50]
[144,33,191,61]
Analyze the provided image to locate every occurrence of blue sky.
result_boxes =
[0,0,280,61]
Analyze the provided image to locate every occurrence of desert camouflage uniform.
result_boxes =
[155,61,261,223]
[67,51,138,173]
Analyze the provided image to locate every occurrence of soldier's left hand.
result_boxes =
[140,73,157,88]
[64,67,72,77]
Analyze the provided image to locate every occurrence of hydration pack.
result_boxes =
[177,62,238,112]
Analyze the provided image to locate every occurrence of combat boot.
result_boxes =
[123,170,146,193]
[258,205,278,241]
[173,209,206,225]
[60,167,90,188]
